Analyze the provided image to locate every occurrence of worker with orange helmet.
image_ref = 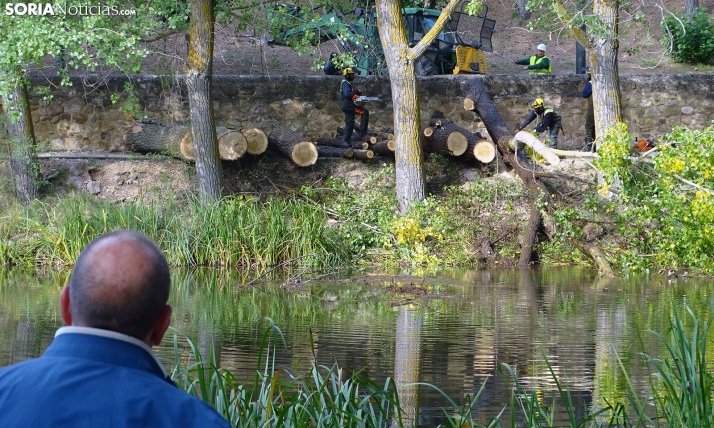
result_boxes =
[515,98,562,148]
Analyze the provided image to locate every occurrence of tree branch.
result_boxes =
[407,0,462,61]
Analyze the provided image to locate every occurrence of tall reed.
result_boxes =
[644,306,714,427]
[170,322,404,428]
[0,194,346,270]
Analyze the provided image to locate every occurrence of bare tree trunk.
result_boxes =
[516,0,531,19]
[186,0,222,203]
[685,0,698,17]
[376,0,425,214]
[2,77,39,204]
[590,0,622,136]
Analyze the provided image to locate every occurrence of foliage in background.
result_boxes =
[596,124,714,273]
[661,9,714,65]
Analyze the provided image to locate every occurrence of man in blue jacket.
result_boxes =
[0,230,231,428]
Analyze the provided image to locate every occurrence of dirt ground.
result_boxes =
[29,0,714,78]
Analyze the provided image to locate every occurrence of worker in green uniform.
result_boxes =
[515,44,551,74]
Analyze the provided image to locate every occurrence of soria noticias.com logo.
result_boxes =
[5,3,137,16]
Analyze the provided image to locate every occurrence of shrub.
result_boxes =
[661,9,714,64]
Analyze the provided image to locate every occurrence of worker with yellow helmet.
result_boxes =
[514,44,551,74]
[515,97,562,148]
[338,67,369,144]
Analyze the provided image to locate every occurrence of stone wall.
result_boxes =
[21,73,714,152]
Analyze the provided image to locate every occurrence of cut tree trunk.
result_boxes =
[241,127,268,155]
[127,119,195,161]
[423,118,493,162]
[469,139,497,163]
[352,149,374,160]
[267,123,318,167]
[317,146,354,158]
[371,140,396,154]
[216,127,247,161]
[352,141,370,150]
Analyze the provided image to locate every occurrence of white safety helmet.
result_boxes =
[537,44,547,52]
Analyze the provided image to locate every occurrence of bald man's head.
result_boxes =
[68,231,171,340]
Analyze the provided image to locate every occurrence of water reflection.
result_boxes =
[0,267,712,426]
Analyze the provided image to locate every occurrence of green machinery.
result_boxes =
[268,1,495,76]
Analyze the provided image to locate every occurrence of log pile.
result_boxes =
[127,118,268,162]
[422,115,496,164]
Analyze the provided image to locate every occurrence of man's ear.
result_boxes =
[60,285,72,325]
[147,305,172,347]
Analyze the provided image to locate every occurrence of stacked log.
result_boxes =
[317,146,354,158]
[127,119,268,162]
[371,139,396,155]
[422,117,496,163]
[267,123,318,167]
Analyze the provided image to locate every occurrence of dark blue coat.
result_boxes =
[0,330,231,428]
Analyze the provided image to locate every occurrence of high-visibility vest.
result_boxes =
[529,55,551,74]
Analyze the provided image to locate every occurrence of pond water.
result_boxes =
[1,267,712,426]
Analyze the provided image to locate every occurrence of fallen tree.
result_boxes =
[127,119,267,161]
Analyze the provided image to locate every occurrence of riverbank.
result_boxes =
[0,144,710,276]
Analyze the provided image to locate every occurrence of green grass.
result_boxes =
[0,194,346,270]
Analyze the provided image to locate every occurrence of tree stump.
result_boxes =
[267,123,318,167]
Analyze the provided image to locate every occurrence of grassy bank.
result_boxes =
[0,194,345,269]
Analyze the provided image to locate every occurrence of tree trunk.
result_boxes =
[461,79,548,193]
[685,0,698,17]
[267,123,318,166]
[469,139,497,163]
[317,146,354,158]
[3,77,39,204]
[376,0,425,213]
[241,127,268,155]
[422,125,469,156]
[590,0,622,136]
[518,203,542,267]
[127,119,195,160]
[186,0,222,203]
[516,0,531,19]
